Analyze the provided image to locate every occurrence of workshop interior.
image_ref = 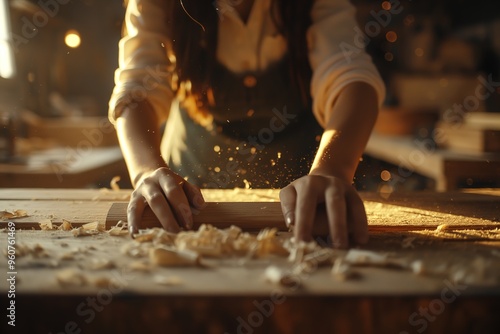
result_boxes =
[1,0,500,190]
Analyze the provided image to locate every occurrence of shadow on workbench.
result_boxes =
[7,294,500,334]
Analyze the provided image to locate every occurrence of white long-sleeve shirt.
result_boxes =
[108,0,386,128]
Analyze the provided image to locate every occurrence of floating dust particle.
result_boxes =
[270,159,276,166]
[110,176,121,191]
[213,145,221,153]
[250,147,257,154]
[214,166,221,173]
[228,157,234,161]
[277,152,281,159]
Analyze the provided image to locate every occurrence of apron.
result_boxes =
[161,57,323,189]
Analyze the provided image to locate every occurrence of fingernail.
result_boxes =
[285,212,295,228]
[129,226,136,238]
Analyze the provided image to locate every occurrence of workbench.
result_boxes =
[1,188,500,334]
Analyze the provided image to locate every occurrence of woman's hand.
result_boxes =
[279,174,368,248]
[127,167,206,236]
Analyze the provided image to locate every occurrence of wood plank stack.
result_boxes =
[435,112,500,153]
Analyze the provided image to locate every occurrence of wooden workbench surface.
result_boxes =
[1,188,499,333]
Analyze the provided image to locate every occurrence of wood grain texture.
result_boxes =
[106,202,286,231]
[1,189,499,232]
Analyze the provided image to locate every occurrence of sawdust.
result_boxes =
[414,228,500,241]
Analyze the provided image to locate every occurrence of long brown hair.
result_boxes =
[167,0,314,122]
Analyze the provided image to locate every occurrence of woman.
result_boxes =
[109,0,385,248]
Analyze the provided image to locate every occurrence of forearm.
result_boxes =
[311,81,379,182]
[115,101,167,187]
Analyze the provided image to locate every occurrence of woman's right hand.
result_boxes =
[127,167,206,236]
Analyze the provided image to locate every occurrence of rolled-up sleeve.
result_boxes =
[308,0,386,127]
[108,0,174,125]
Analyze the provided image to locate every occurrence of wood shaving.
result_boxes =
[401,236,416,249]
[72,221,105,237]
[344,249,389,266]
[149,247,200,267]
[72,226,99,237]
[154,275,183,286]
[86,258,115,270]
[292,248,336,275]
[254,228,289,258]
[3,243,48,258]
[56,269,88,287]
[82,221,105,232]
[92,276,113,288]
[58,219,73,231]
[108,220,129,237]
[331,258,356,281]
[175,224,242,257]
[121,241,150,258]
[288,241,324,264]
[436,224,451,232]
[410,260,425,275]
[110,176,121,191]
[449,257,491,285]
[0,209,29,219]
[127,260,152,272]
[39,219,56,230]
[263,265,299,288]
[60,252,76,261]
[133,229,158,243]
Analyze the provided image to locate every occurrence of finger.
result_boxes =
[279,185,297,229]
[294,185,318,242]
[346,189,369,245]
[159,174,193,229]
[325,185,348,249]
[143,184,180,233]
[183,181,206,209]
[127,192,147,237]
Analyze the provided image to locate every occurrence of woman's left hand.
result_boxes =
[279,174,369,248]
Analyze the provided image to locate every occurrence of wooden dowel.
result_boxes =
[105,202,287,231]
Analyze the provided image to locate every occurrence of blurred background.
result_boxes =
[0,0,499,192]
